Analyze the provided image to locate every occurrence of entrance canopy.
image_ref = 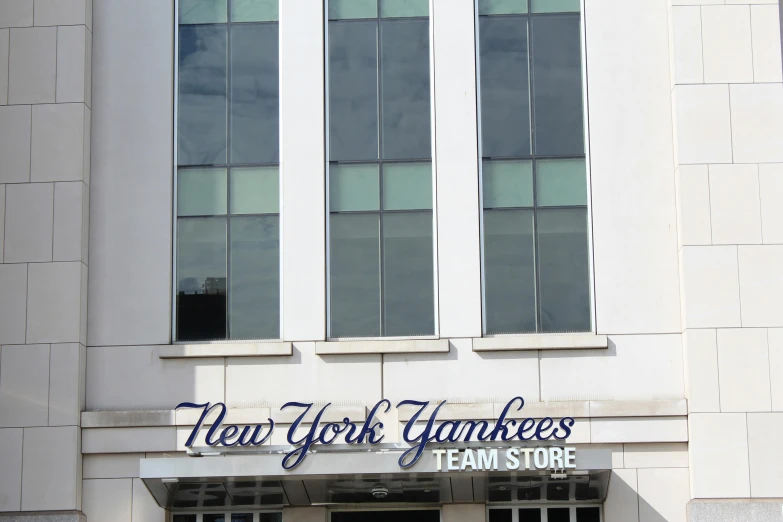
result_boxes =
[140,444,612,510]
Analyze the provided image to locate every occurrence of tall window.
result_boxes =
[176,0,280,341]
[327,0,435,338]
[478,0,590,335]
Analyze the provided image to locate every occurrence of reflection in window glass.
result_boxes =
[576,508,601,522]
[173,516,198,522]
[488,510,512,522]
[518,509,542,522]
[179,25,227,166]
[479,5,589,334]
[547,509,570,522]
[479,16,530,158]
[383,212,435,336]
[204,516,226,522]
[483,210,536,334]
[328,2,433,338]
[231,515,253,522]
[380,19,431,160]
[330,214,381,338]
[177,217,227,341]
[538,209,590,333]
[231,23,279,164]
[329,21,379,161]
[177,2,280,341]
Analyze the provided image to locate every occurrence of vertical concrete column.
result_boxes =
[432,0,482,338]
[0,0,91,515]
[284,507,328,522]
[668,0,783,517]
[443,504,486,522]
[279,0,326,341]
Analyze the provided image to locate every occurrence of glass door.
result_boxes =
[331,510,441,522]
[489,506,601,522]
[173,513,282,522]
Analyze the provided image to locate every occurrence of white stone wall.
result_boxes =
[668,0,783,504]
[0,0,91,513]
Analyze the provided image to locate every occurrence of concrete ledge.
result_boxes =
[473,334,608,351]
[589,399,687,417]
[83,427,177,454]
[159,342,293,358]
[688,499,783,522]
[315,339,449,355]
[82,410,175,428]
[0,512,86,522]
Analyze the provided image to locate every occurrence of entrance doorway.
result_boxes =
[332,510,441,522]
[489,506,601,522]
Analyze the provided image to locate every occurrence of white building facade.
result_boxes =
[0,0,782,521]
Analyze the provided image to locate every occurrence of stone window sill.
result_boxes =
[472,334,608,352]
[158,342,292,359]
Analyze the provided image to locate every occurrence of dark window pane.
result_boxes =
[329,21,379,161]
[547,508,570,522]
[330,213,381,337]
[230,216,279,340]
[231,23,279,164]
[537,208,590,332]
[232,515,254,522]
[518,509,541,522]
[204,516,225,522]
[483,210,536,334]
[577,508,601,522]
[489,510,512,522]
[380,19,431,160]
[382,212,434,336]
[258,514,283,522]
[479,16,530,158]
[177,217,227,341]
[531,15,584,156]
[173,516,197,522]
[179,25,227,166]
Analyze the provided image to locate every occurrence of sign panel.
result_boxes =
[177,397,576,470]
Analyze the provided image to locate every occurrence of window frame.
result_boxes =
[172,0,283,344]
[488,504,603,522]
[172,510,283,522]
[323,0,441,341]
[474,0,596,336]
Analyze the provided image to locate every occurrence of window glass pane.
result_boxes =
[537,208,590,332]
[536,158,587,206]
[382,163,432,210]
[483,210,536,334]
[173,517,197,522]
[479,0,528,15]
[518,509,541,522]
[546,509,570,522]
[177,217,227,341]
[329,0,378,20]
[178,168,227,216]
[232,515,254,522]
[230,216,279,340]
[576,508,601,522]
[531,0,580,13]
[231,23,279,164]
[204,516,225,522]
[329,21,379,161]
[532,15,584,156]
[330,164,380,212]
[259,515,283,522]
[382,212,434,336]
[179,25,228,166]
[330,214,381,337]
[479,16,531,158]
[483,160,533,208]
[180,0,227,24]
[380,19,431,160]
[231,167,279,214]
[232,0,278,22]
[488,510,512,522]
[381,0,430,18]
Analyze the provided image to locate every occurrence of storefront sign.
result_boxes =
[432,447,576,471]
[176,397,575,470]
